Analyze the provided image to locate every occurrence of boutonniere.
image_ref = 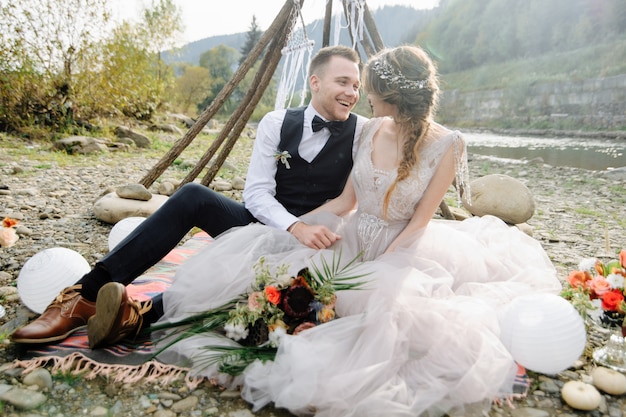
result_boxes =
[274,150,291,169]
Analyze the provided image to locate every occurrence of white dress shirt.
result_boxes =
[243,104,367,230]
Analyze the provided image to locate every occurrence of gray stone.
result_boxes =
[93,192,169,224]
[116,183,153,201]
[462,174,535,224]
[52,136,109,154]
[114,126,151,148]
[168,113,195,128]
[154,410,176,417]
[0,386,47,410]
[602,166,626,180]
[510,408,550,417]
[232,177,246,190]
[170,395,198,412]
[22,368,53,390]
[157,180,180,196]
[211,179,232,191]
[149,123,183,135]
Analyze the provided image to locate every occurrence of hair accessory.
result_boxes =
[371,60,427,90]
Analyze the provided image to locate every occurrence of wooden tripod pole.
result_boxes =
[200,20,293,185]
[178,4,297,185]
[139,0,299,188]
[322,0,333,47]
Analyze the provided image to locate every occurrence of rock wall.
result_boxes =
[439,74,626,130]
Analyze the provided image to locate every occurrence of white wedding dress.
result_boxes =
[155,118,562,416]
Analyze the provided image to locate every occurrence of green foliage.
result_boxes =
[239,16,264,66]
[0,0,110,132]
[198,45,238,115]
[421,0,626,74]
[0,0,182,135]
[172,65,213,116]
[53,370,84,386]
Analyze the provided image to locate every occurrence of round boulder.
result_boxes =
[93,192,169,224]
[462,174,535,224]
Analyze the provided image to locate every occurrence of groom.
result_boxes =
[11,45,367,348]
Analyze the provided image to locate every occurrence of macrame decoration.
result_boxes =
[275,0,315,110]
[335,0,366,48]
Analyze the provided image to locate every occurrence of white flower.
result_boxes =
[224,321,249,341]
[274,150,291,169]
[274,273,293,287]
[588,299,603,321]
[607,273,626,289]
[578,257,597,272]
[268,326,287,347]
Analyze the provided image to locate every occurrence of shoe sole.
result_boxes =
[11,325,87,344]
[88,282,124,349]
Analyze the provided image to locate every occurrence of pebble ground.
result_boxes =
[0,130,625,416]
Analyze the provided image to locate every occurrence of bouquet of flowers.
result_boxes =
[151,250,368,375]
[560,249,626,329]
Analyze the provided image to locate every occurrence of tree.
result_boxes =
[139,0,184,111]
[198,45,238,115]
[0,0,183,133]
[239,15,264,66]
[0,0,111,131]
[76,21,167,120]
[173,65,213,116]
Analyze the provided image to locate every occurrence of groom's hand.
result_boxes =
[290,222,341,249]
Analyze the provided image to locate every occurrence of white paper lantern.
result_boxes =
[108,216,146,251]
[499,293,586,375]
[17,248,91,314]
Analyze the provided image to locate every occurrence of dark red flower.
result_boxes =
[282,284,314,318]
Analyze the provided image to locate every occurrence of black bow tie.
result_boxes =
[312,115,347,136]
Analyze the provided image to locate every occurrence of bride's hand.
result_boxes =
[290,222,341,249]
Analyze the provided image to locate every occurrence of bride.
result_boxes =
[154,45,562,416]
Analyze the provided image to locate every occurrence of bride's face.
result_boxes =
[367,93,397,118]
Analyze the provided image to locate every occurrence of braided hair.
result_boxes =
[363,46,440,218]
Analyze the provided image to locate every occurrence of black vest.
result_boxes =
[275,108,357,216]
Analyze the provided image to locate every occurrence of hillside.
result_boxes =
[162,5,431,66]
[162,0,626,130]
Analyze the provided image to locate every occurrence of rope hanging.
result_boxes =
[275,0,315,110]
[336,0,366,48]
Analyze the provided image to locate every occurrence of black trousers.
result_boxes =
[78,182,257,318]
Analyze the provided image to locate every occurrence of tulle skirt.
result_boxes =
[154,214,562,416]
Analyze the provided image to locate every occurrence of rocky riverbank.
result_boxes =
[0,133,625,416]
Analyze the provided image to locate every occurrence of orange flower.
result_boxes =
[620,249,626,269]
[317,306,336,323]
[265,286,281,305]
[566,270,591,289]
[595,260,605,276]
[602,289,625,311]
[2,217,18,228]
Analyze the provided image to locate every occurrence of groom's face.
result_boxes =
[309,55,360,122]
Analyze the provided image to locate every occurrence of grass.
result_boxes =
[0,123,254,185]
[53,370,84,386]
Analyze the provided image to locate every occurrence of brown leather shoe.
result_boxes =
[87,282,152,349]
[11,285,96,344]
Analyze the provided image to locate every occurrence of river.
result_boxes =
[464,132,626,171]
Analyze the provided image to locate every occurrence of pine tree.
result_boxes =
[239,15,264,66]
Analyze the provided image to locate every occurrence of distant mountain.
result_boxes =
[163,5,434,66]
[163,33,247,66]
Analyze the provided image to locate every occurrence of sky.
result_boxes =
[112,0,439,44]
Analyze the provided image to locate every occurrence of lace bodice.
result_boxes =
[351,117,467,259]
